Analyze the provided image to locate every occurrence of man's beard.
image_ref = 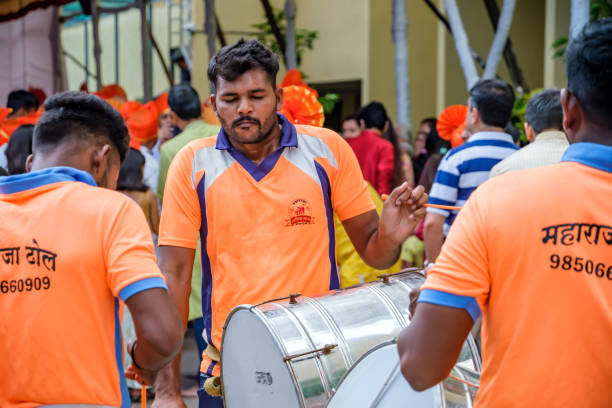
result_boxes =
[221,112,278,145]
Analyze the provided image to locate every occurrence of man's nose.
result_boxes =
[237,97,253,116]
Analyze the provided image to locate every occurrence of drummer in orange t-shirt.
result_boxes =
[398,19,612,407]
[153,38,428,408]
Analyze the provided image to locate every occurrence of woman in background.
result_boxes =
[117,147,159,235]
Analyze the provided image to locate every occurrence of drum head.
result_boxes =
[327,341,438,408]
[222,308,302,408]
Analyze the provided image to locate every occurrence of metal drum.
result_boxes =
[327,340,480,408]
[221,269,479,407]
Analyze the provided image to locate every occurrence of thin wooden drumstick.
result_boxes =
[447,373,479,389]
[381,194,462,211]
[141,385,146,408]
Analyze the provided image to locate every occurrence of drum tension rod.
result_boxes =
[377,267,423,284]
[250,293,302,309]
[283,344,338,362]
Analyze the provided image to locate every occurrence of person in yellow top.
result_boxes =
[336,183,401,287]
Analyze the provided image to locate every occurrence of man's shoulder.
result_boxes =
[294,125,349,159]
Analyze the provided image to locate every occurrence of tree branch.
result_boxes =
[259,0,287,65]
[483,0,516,79]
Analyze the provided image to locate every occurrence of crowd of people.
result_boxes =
[0,17,610,408]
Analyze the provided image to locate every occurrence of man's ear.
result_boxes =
[25,154,34,172]
[360,119,366,130]
[275,86,284,111]
[561,88,581,142]
[470,107,480,127]
[91,144,112,180]
[524,122,535,142]
[210,94,218,115]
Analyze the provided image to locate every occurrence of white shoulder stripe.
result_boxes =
[191,146,236,191]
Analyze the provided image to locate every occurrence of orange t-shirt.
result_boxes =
[0,167,167,408]
[420,142,612,407]
[159,115,375,376]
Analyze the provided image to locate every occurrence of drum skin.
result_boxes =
[220,271,481,408]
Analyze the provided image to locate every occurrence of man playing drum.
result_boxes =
[153,38,427,408]
[398,18,612,407]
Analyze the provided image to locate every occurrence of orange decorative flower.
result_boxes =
[0,110,42,145]
[279,85,324,127]
[437,105,468,148]
[154,92,169,115]
[95,84,128,107]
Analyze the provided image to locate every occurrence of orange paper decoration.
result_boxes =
[437,104,468,148]
[279,85,324,127]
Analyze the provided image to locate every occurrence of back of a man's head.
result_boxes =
[566,18,612,130]
[469,79,515,128]
[207,38,279,94]
[7,89,39,115]
[525,89,563,134]
[34,91,129,162]
[359,102,388,131]
[168,84,202,121]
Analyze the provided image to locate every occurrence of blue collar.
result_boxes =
[561,142,612,173]
[0,166,97,194]
[215,113,298,151]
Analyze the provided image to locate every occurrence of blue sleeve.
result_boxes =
[118,277,168,302]
[418,288,481,322]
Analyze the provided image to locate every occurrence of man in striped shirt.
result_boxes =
[424,79,518,262]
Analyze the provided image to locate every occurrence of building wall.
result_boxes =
[61,2,172,100]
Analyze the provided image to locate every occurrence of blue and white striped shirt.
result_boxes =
[427,131,518,235]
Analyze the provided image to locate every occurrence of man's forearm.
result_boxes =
[424,215,445,262]
[155,266,192,395]
[362,226,402,269]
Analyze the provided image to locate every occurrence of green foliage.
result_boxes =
[318,93,340,115]
[553,0,612,59]
[251,6,319,67]
[511,88,541,144]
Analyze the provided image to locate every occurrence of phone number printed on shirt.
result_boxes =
[0,277,51,294]
[549,254,612,280]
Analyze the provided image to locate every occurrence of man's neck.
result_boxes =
[231,124,282,165]
[570,124,612,148]
[472,124,505,134]
[177,117,200,131]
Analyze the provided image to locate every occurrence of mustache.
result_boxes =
[232,116,261,128]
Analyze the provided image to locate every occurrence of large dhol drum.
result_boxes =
[327,340,480,408]
[220,270,481,408]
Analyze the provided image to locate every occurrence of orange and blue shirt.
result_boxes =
[0,167,167,408]
[420,143,612,406]
[159,114,375,376]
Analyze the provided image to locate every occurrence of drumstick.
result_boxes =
[381,194,462,211]
[141,385,146,408]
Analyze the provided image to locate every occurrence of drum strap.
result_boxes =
[204,343,222,397]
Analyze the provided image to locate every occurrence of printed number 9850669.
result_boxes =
[0,277,51,294]
[550,254,612,279]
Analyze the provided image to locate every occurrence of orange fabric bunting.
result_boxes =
[279,85,325,127]
[280,69,318,98]
[437,104,468,148]
[120,101,159,145]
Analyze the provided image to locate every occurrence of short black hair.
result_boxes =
[116,148,148,192]
[358,102,388,131]
[525,89,563,133]
[7,89,39,113]
[566,18,612,128]
[168,83,202,120]
[207,38,279,94]
[469,79,515,128]
[34,91,129,162]
[342,114,360,124]
[5,124,34,175]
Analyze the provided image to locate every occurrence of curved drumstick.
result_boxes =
[381,194,462,212]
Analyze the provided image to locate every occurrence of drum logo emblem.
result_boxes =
[256,371,273,385]
[286,199,315,226]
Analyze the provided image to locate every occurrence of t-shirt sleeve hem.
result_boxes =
[158,237,198,249]
[119,277,168,302]
[336,202,377,222]
[418,288,481,322]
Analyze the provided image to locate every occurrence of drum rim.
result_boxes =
[220,304,305,407]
